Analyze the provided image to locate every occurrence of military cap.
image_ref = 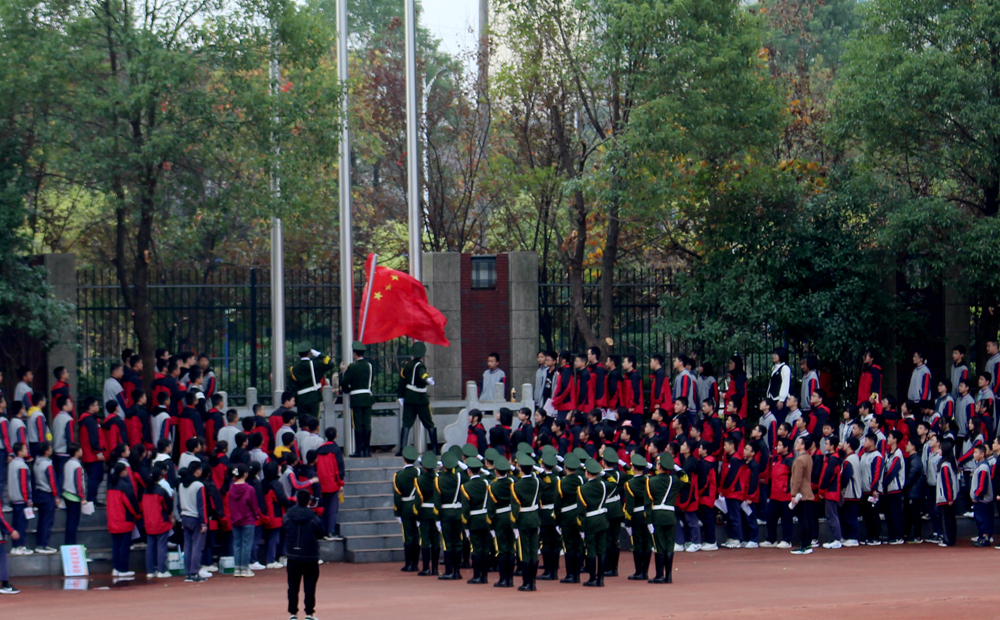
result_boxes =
[601,448,621,465]
[658,454,674,470]
[351,341,367,352]
[540,444,557,456]
[484,447,500,462]
[447,444,463,456]
[402,446,419,461]
[494,457,512,472]
[296,341,313,353]
[630,453,648,469]
[541,453,558,468]
[518,454,536,467]
[441,452,459,469]
[462,443,479,458]
[572,448,590,460]
[585,458,603,475]
[466,457,483,469]
[516,442,533,455]
[410,342,427,358]
[421,451,438,469]
[564,454,581,470]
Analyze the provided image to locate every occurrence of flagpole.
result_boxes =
[337,0,355,456]
[358,254,378,341]
[405,0,422,281]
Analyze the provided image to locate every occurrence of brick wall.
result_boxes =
[460,254,510,397]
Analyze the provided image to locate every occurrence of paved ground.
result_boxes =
[14,545,999,619]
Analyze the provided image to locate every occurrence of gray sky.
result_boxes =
[421,0,480,58]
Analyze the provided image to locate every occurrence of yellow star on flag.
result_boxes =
[374,292,383,300]
[391,275,400,281]
[385,284,392,291]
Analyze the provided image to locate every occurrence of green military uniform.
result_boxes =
[578,459,610,587]
[415,451,440,576]
[458,444,479,569]
[512,455,542,591]
[436,453,465,580]
[340,342,374,457]
[460,457,491,584]
[393,446,421,571]
[557,454,585,583]
[624,454,652,580]
[600,449,625,577]
[644,454,688,584]
[288,342,335,420]
[395,342,439,456]
[487,457,516,588]
[537,450,562,581]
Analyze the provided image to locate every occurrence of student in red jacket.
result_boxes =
[143,465,174,579]
[621,355,644,428]
[678,440,701,551]
[724,355,748,419]
[762,437,794,548]
[818,436,844,548]
[741,442,760,548]
[204,394,226,453]
[316,428,344,541]
[696,441,719,550]
[102,401,128,454]
[648,355,672,414]
[51,366,73,419]
[720,437,746,548]
[77,397,107,504]
[550,352,576,417]
[107,462,139,578]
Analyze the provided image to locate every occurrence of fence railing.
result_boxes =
[77,267,407,406]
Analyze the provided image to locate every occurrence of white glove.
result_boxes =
[427,377,436,385]
[491,530,497,539]
[513,528,520,539]
[625,526,633,536]
[310,349,321,358]
[396,516,402,524]
[788,500,797,510]
[556,526,562,535]
[647,524,654,534]
[794,493,803,502]
[435,521,442,532]
[458,461,469,470]
[465,529,471,539]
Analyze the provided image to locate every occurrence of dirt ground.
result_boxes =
[10,546,997,619]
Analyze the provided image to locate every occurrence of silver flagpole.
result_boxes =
[337,0,355,456]
[405,0,421,282]
[269,13,285,404]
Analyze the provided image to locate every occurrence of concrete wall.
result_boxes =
[423,252,463,400]
[44,253,77,403]
[507,252,539,399]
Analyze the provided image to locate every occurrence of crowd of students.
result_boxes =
[0,349,345,596]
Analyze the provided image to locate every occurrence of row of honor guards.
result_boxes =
[392,441,688,590]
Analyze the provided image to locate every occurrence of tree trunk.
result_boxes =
[977,304,1000,372]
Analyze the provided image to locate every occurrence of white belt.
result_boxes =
[560,503,578,513]
[605,496,620,503]
[541,503,555,510]
[519,505,538,512]
[585,508,608,517]
[421,502,435,508]
[298,385,321,395]
[652,505,675,511]
[349,389,372,395]
[470,508,488,516]
[442,503,461,509]
[496,506,511,514]
[407,384,428,393]
[632,506,644,512]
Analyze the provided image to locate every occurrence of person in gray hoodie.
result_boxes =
[6,442,32,556]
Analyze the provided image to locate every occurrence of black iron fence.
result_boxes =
[77,268,408,405]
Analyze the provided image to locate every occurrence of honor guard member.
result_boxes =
[487,456,516,588]
[578,458,610,587]
[624,454,651,580]
[415,451,441,576]
[482,448,500,482]
[396,343,440,456]
[558,453,585,584]
[340,342,374,458]
[645,453,688,584]
[288,342,334,420]
[537,448,562,581]
[461,457,492,584]
[512,453,542,591]
[393,446,421,572]
[459,443,480,568]
[436,451,464,580]
[600,447,625,577]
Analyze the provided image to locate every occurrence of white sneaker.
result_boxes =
[133,543,147,550]
[249,562,266,571]
[267,562,284,570]
[721,539,741,549]
[116,570,135,578]
[743,541,759,549]
[35,547,58,555]
[156,572,172,578]
[198,569,213,579]
[280,557,287,567]
[790,547,813,555]
[776,541,793,549]
[700,543,718,551]
[147,573,157,579]
[822,540,843,549]
[757,519,767,525]
[204,564,219,572]
[810,540,820,548]
[243,569,255,577]
[843,539,859,547]
[673,543,684,552]
[759,541,775,548]
[685,544,701,553]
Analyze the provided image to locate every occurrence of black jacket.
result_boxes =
[283,505,326,561]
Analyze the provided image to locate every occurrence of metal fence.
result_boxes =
[77,268,408,405]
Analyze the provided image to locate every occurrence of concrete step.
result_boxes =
[338,507,396,523]
[340,520,402,537]
[341,493,393,510]
[345,548,405,563]
[344,467,395,482]
[20,506,109,530]
[319,539,345,562]
[9,547,147,577]
[344,457,402,470]
[344,534,403,551]
[344,481,393,497]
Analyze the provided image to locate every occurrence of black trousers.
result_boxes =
[287,559,320,615]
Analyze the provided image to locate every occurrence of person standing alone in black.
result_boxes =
[284,490,325,620]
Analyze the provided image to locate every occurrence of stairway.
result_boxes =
[339,456,404,563]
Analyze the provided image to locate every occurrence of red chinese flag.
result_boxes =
[358,254,450,346]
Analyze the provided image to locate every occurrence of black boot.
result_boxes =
[518,558,532,591]
[529,561,538,591]
[417,547,432,576]
[365,430,372,457]
[648,553,666,584]
[427,427,440,455]
[582,557,599,587]
[642,550,652,580]
[452,550,462,580]
[395,427,410,457]
[604,548,618,577]
[495,555,513,588]
[401,544,417,572]
[538,550,556,580]
[438,551,452,580]
[628,550,644,580]
[430,546,440,576]
[596,556,605,587]
[467,554,486,584]
[350,431,363,458]
[514,558,522,577]
[461,539,472,568]
[665,552,674,584]
[560,552,576,583]
[572,552,582,583]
